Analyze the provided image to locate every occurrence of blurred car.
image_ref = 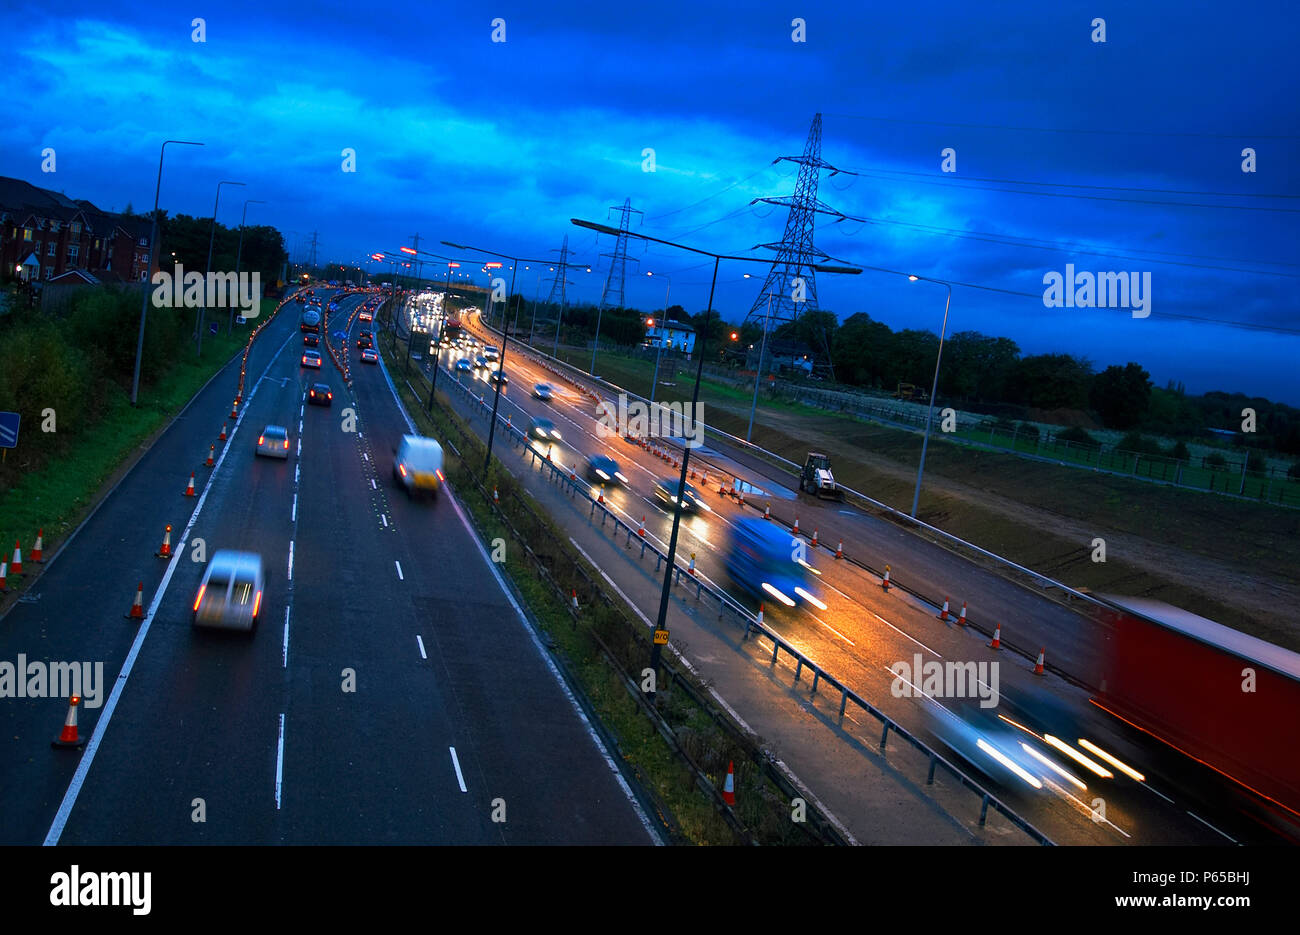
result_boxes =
[723,517,826,610]
[529,416,560,442]
[256,425,290,459]
[360,348,379,364]
[359,310,373,322]
[308,383,332,406]
[356,330,373,349]
[192,550,264,632]
[393,434,445,499]
[303,333,319,347]
[455,358,472,373]
[653,476,704,513]
[473,355,489,370]
[301,349,322,369]
[586,454,628,485]
[488,370,508,388]
[921,700,1054,800]
[483,344,500,362]
[532,382,554,401]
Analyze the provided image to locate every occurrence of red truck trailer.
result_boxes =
[1092,594,1300,832]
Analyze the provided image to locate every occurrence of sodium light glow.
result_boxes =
[1043,735,1113,778]
[1077,739,1145,781]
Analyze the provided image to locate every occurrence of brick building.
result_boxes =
[0,176,152,285]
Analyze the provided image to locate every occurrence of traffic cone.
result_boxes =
[156,524,173,558]
[51,696,87,749]
[493,486,499,504]
[32,530,44,563]
[219,423,228,441]
[229,399,238,418]
[205,445,215,467]
[9,541,22,576]
[570,464,576,482]
[1033,648,1045,675]
[571,589,579,610]
[702,471,708,487]
[755,603,764,627]
[937,598,951,622]
[835,539,844,559]
[763,503,771,520]
[988,623,1002,650]
[598,485,605,504]
[183,472,196,497]
[689,467,696,480]
[125,582,145,619]
[956,602,968,627]
[0,559,7,592]
[792,517,800,538]
[882,565,891,591]
[811,529,819,548]
[638,516,646,538]
[687,552,696,576]
[722,761,736,806]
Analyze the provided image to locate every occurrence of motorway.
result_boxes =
[411,300,1285,846]
[0,289,658,845]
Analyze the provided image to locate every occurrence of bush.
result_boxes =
[1167,440,1190,461]
[1204,452,1227,470]
[1056,425,1100,449]
[1289,462,1300,481]
[1015,421,1040,441]
[1117,431,1165,456]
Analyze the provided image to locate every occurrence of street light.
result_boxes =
[746,292,775,443]
[231,198,266,334]
[131,139,204,406]
[907,274,953,518]
[573,217,860,698]
[646,271,671,403]
[199,179,244,356]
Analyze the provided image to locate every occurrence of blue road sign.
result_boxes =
[0,411,19,449]
[332,330,347,341]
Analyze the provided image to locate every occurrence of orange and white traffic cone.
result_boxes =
[835,539,844,560]
[230,398,239,418]
[689,467,696,480]
[1033,647,1045,676]
[721,761,736,806]
[51,696,87,749]
[755,603,764,627]
[811,529,819,548]
[183,472,196,497]
[0,559,7,592]
[205,445,215,467]
[9,541,22,576]
[793,517,800,538]
[125,582,145,619]
[763,503,771,520]
[32,530,44,563]
[597,485,606,504]
[637,516,646,538]
[702,471,708,487]
[571,589,579,610]
[687,552,696,576]
[882,565,891,591]
[219,423,228,441]
[570,464,576,482]
[988,623,1002,650]
[937,598,951,622]
[493,486,499,504]
[156,524,173,558]
[956,602,968,627]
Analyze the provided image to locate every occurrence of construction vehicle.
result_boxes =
[893,381,929,402]
[799,452,844,501]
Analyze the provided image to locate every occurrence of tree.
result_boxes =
[1008,354,1093,410]
[940,331,1020,403]
[1090,362,1153,429]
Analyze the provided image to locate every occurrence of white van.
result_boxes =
[192,551,265,632]
[393,435,445,499]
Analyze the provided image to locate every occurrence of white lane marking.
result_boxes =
[282,607,290,668]
[449,746,468,793]
[287,541,294,581]
[872,611,940,655]
[395,560,403,580]
[42,330,292,845]
[298,419,303,433]
[275,713,285,809]
[569,538,652,628]
[291,493,297,522]
[1145,784,1175,804]
[805,611,855,646]
[371,478,377,489]
[363,452,369,461]
[381,514,388,527]
[416,635,427,659]
[297,438,301,457]
[295,464,300,484]
[1188,810,1237,842]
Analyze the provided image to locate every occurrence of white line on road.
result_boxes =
[416,635,427,659]
[449,746,468,792]
[298,419,303,433]
[288,541,295,581]
[395,560,403,580]
[371,478,376,489]
[297,438,302,457]
[291,493,297,522]
[363,452,369,461]
[295,464,300,484]
[872,611,940,655]
[283,607,290,668]
[276,713,285,809]
[381,514,388,527]
[1187,809,1236,842]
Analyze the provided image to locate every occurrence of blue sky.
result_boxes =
[3,0,1297,402]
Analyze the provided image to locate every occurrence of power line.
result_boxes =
[823,112,1300,141]
[644,166,769,221]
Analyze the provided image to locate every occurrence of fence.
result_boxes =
[424,349,1055,845]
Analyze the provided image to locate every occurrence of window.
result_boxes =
[47,242,56,256]
[49,220,59,233]
[70,221,81,235]
[23,227,32,241]
[44,266,53,279]
[35,218,45,230]
[68,245,79,260]
[138,237,147,246]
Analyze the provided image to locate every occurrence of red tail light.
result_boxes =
[327,392,332,399]
[258,435,265,445]
[284,439,289,449]
[399,464,407,477]
[253,591,263,618]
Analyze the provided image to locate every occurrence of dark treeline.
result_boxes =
[155,213,287,287]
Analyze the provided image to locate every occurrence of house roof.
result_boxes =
[48,269,100,285]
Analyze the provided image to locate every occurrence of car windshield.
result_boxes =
[265,427,287,439]
[205,572,231,590]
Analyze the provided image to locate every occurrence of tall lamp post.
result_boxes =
[907,274,953,518]
[573,217,860,699]
[198,179,244,356]
[646,271,671,403]
[230,198,266,333]
[746,292,775,442]
[131,139,204,405]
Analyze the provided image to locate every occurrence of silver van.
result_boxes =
[393,434,445,499]
[192,551,265,632]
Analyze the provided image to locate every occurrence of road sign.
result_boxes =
[236,315,246,325]
[653,629,670,645]
[0,411,19,448]
[332,330,347,341]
